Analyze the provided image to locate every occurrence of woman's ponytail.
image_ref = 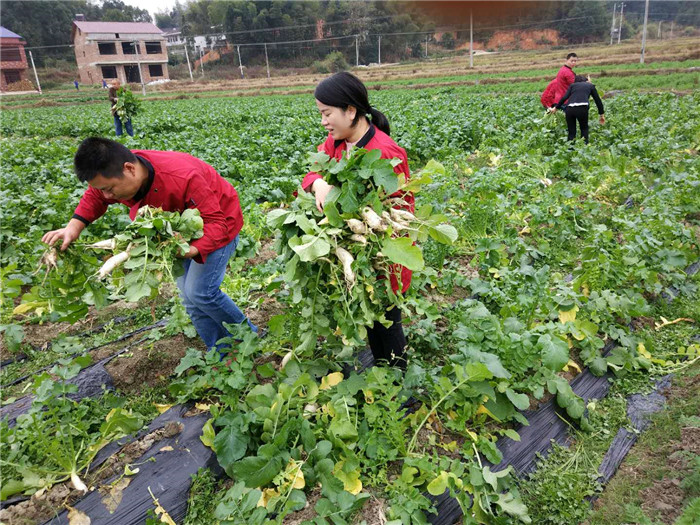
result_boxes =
[369,107,390,136]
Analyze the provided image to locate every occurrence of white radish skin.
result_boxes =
[97,251,130,279]
[382,211,408,231]
[361,207,386,232]
[71,471,88,492]
[336,247,356,287]
[86,239,117,250]
[350,234,367,245]
[281,351,293,369]
[390,208,416,224]
[346,219,368,235]
[318,217,329,226]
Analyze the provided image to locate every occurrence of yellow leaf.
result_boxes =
[581,284,590,297]
[334,462,363,495]
[67,506,91,525]
[466,429,479,442]
[558,305,578,324]
[13,301,47,315]
[442,440,458,452]
[320,372,344,390]
[200,418,215,449]
[563,360,582,374]
[476,405,498,420]
[257,488,279,508]
[363,389,374,404]
[100,477,131,514]
[148,487,176,525]
[159,446,174,452]
[194,402,211,412]
[154,404,173,414]
[637,343,652,359]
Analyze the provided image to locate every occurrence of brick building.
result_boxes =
[71,20,169,85]
[0,26,29,91]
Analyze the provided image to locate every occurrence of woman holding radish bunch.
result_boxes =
[303,72,414,370]
[42,137,257,351]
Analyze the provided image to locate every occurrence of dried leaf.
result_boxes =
[148,487,176,525]
[154,403,173,414]
[67,506,91,525]
[101,477,131,514]
[159,446,174,452]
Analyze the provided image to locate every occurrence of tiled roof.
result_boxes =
[73,21,163,34]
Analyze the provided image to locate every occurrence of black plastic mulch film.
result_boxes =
[0,263,693,524]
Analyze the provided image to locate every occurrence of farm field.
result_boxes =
[1,60,699,525]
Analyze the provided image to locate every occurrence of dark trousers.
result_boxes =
[565,105,589,144]
[367,307,407,370]
[114,115,134,137]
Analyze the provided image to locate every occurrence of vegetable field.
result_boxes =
[1,86,699,525]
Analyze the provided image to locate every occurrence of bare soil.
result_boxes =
[246,293,285,329]
[104,334,202,393]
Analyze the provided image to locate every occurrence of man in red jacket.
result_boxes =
[42,137,256,350]
[553,53,577,105]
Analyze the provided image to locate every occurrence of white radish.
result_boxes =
[346,219,367,235]
[71,471,88,493]
[350,234,367,245]
[85,239,117,250]
[361,207,386,232]
[390,208,416,224]
[97,250,130,279]
[318,217,329,226]
[281,351,294,369]
[382,211,408,231]
[335,247,356,287]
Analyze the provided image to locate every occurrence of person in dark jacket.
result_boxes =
[550,75,605,144]
[42,138,257,351]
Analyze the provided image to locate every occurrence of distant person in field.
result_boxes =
[42,137,258,352]
[74,79,80,91]
[102,78,108,89]
[109,79,134,137]
[550,75,605,144]
[303,72,414,370]
[553,52,577,105]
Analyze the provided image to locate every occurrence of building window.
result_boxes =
[115,33,120,39]
[0,47,22,62]
[98,42,117,55]
[148,64,163,77]
[3,71,21,84]
[101,65,118,78]
[122,42,140,54]
[145,41,162,54]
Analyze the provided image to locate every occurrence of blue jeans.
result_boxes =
[114,115,134,137]
[176,236,256,350]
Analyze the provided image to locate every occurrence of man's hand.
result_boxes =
[42,218,85,251]
[548,107,558,114]
[599,115,606,125]
[178,245,200,259]
[311,179,334,213]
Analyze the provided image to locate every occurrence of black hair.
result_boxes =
[74,137,136,182]
[314,72,391,136]
[574,74,588,83]
[566,52,578,59]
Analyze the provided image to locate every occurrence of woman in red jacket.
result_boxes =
[302,72,413,370]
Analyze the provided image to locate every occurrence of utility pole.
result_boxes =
[425,35,428,58]
[355,35,359,67]
[184,44,194,82]
[657,21,662,39]
[469,9,473,68]
[618,2,625,44]
[264,43,270,80]
[610,3,617,45]
[670,21,674,39]
[133,41,146,95]
[378,35,381,66]
[28,50,41,93]
[237,45,244,79]
[199,46,204,76]
[640,0,650,63]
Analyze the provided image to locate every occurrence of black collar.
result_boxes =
[132,154,155,202]
[564,65,573,70]
[334,122,376,149]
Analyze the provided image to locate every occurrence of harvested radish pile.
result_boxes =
[267,150,457,357]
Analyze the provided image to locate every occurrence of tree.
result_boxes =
[558,1,609,43]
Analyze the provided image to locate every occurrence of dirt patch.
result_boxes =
[247,294,285,328]
[0,422,183,525]
[246,238,278,268]
[353,492,388,524]
[20,321,73,349]
[104,334,198,393]
[678,426,700,455]
[282,487,322,525]
[640,478,685,523]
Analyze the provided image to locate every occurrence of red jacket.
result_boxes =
[541,79,557,108]
[553,65,575,104]
[302,125,414,293]
[73,150,243,264]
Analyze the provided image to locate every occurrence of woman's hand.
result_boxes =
[599,115,606,125]
[311,179,334,213]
